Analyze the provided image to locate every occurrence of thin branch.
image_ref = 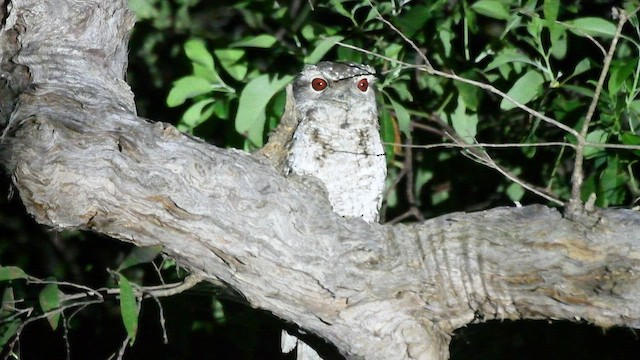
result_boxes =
[141,274,203,297]
[452,136,565,206]
[366,0,432,68]
[62,313,71,360]
[343,5,640,210]
[148,294,169,344]
[4,273,203,360]
[113,335,131,360]
[334,39,581,139]
[430,68,581,137]
[387,131,425,224]
[58,274,202,302]
[385,141,640,151]
[420,115,564,205]
[3,298,104,360]
[387,141,576,150]
[410,121,447,137]
[567,8,631,216]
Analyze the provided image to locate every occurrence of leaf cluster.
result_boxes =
[148,0,640,217]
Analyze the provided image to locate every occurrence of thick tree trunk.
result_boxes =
[1,1,640,359]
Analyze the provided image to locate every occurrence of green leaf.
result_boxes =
[235,74,294,146]
[379,107,397,164]
[500,70,545,110]
[119,274,139,344]
[549,29,567,59]
[621,132,640,155]
[562,84,595,98]
[621,131,640,144]
[396,5,432,37]
[0,320,19,349]
[127,0,158,20]
[450,98,478,143]
[1,286,15,317]
[432,188,449,205]
[0,285,18,346]
[608,60,637,95]
[439,27,454,57]
[471,0,511,20]
[184,39,215,71]
[599,156,627,206]
[167,76,214,107]
[212,298,226,323]
[584,129,608,159]
[118,245,164,271]
[389,98,411,136]
[39,283,61,330]
[390,81,413,102]
[329,0,353,21]
[485,49,538,72]
[185,40,232,86]
[301,25,315,41]
[414,168,433,201]
[455,81,479,111]
[384,44,403,59]
[304,36,344,64]
[566,17,617,38]
[178,99,216,132]
[212,98,231,120]
[231,34,277,48]
[543,0,559,23]
[526,14,544,39]
[385,174,398,208]
[569,58,591,78]
[215,49,247,81]
[507,182,525,202]
[0,266,27,281]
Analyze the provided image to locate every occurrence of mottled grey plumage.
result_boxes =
[285,61,387,222]
[281,62,387,359]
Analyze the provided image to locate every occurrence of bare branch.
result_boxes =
[386,141,576,150]
[567,8,630,217]
[416,114,565,205]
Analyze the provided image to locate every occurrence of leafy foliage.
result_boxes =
[3,0,640,359]
[157,0,640,216]
[118,274,139,344]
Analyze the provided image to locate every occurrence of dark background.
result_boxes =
[2,0,640,359]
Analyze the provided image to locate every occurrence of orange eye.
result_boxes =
[357,78,369,92]
[311,78,328,91]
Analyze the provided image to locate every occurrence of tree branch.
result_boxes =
[567,8,631,218]
[2,1,640,360]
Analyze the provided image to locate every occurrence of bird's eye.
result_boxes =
[357,78,369,92]
[311,78,328,91]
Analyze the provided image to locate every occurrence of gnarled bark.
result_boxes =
[1,1,640,359]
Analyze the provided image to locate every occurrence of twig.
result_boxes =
[3,298,103,360]
[148,294,169,344]
[387,131,425,224]
[385,140,640,151]
[113,336,130,360]
[451,136,565,206]
[59,274,203,302]
[62,313,70,360]
[4,274,203,360]
[334,39,581,139]
[365,0,432,68]
[387,141,576,150]
[420,115,564,205]
[141,274,203,297]
[410,121,446,137]
[567,8,630,216]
